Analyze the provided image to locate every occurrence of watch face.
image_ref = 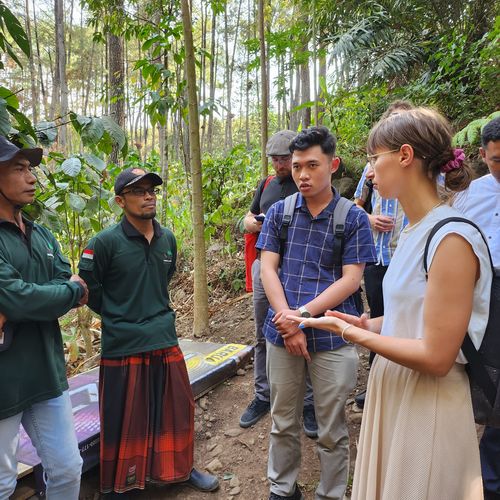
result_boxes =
[300,308,311,318]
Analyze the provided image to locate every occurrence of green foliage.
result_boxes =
[0,1,30,68]
[453,111,500,147]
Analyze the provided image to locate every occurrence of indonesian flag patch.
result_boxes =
[82,249,94,260]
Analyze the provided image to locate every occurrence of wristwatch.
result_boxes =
[298,306,311,318]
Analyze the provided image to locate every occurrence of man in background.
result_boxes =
[454,116,500,500]
[240,131,317,438]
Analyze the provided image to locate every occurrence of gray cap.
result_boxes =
[0,136,43,166]
[265,130,297,156]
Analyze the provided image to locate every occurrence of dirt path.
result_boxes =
[15,279,369,500]
[77,294,369,500]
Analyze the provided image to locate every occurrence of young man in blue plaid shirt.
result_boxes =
[257,126,376,500]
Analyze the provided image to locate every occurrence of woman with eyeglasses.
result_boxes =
[289,108,492,500]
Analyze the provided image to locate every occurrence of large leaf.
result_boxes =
[36,121,58,146]
[81,118,105,144]
[60,157,82,177]
[101,116,126,151]
[83,153,106,172]
[0,86,19,109]
[67,192,86,213]
[0,2,30,58]
[0,98,10,135]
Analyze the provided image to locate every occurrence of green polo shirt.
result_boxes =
[78,217,178,357]
[0,217,84,420]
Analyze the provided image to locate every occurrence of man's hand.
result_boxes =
[368,214,395,233]
[0,312,6,333]
[284,332,311,362]
[273,309,302,338]
[70,275,89,306]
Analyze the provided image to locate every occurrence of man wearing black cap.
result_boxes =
[240,131,317,437]
[0,136,87,499]
[78,167,219,497]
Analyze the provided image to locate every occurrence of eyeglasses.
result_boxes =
[121,187,160,197]
[271,155,292,164]
[367,149,400,166]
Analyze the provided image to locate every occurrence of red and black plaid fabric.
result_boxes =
[99,346,194,493]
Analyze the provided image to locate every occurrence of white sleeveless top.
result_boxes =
[381,205,492,363]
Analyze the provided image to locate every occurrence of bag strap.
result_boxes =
[332,197,354,266]
[279,194,353,266]
[423,216,496,406]
[279,192,299,263]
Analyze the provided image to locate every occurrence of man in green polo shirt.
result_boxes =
[78,167,219,497]
[0,136,87,499]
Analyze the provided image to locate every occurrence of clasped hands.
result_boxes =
[274,309,372,361]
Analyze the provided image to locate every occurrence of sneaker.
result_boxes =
[183,468,219,492]
[302,405,318,439]
[355,390,366,409]
[239,397,270,428]
[269,484,304,499]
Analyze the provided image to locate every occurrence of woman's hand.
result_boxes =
[286,311,376,338]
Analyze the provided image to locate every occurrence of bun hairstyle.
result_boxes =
[367,107,473,192]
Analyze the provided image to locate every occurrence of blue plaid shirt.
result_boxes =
[354,164,408,266]
[256,190,376,352]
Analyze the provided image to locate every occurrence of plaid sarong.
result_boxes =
[99,346,194,493]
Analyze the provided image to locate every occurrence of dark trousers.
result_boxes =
[481,426,500,498]
[364,264,388,365]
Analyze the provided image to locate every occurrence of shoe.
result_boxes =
[183,468,219,492]
[355,390,366,409]
[239,397,270,428]
[269,484,304,499]
[302,405,318,439]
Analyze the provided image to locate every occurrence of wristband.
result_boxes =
[341,324,352,343]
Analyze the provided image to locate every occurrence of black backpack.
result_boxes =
[279,192,364,315]
[424,217,500,428]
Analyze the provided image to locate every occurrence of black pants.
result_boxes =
[363,264,388,365]
[481,426,500,498]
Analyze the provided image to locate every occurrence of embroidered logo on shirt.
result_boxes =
[82,249,94,260]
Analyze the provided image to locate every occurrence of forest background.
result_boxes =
[0,0,499,357]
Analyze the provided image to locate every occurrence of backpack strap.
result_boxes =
[332,197,354,267]
[423,216,496,406]
[279,192,299,264]
[279,194,353,266]
[263,175,274,191]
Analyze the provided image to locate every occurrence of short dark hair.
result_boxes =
[481,116,500,147]
[289,126,337,157]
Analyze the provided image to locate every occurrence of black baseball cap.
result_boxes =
[0,136,43,166]
[114,167,163,195]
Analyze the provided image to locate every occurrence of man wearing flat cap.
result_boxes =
[240,131,317,438]
[0,136,87,499]
[78,167,219,497]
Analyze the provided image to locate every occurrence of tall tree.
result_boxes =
[180,0,210,337]
[258,0,268,177]
[107,0,125,165]
[54,0,69,148]
[24,0,38,123]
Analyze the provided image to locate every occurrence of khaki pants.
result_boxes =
[266,341,358,500]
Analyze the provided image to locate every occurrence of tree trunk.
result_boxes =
[207,7,217,153]
[107,0,125,165]
[24,0,38,123]
[180,0,210,336]
[32,0,48,117]
[258,0,268,177]
[54,0,68,149]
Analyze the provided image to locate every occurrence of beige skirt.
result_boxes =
[352,356,483,500]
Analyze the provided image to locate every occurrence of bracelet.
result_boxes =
[341,324,353,343]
